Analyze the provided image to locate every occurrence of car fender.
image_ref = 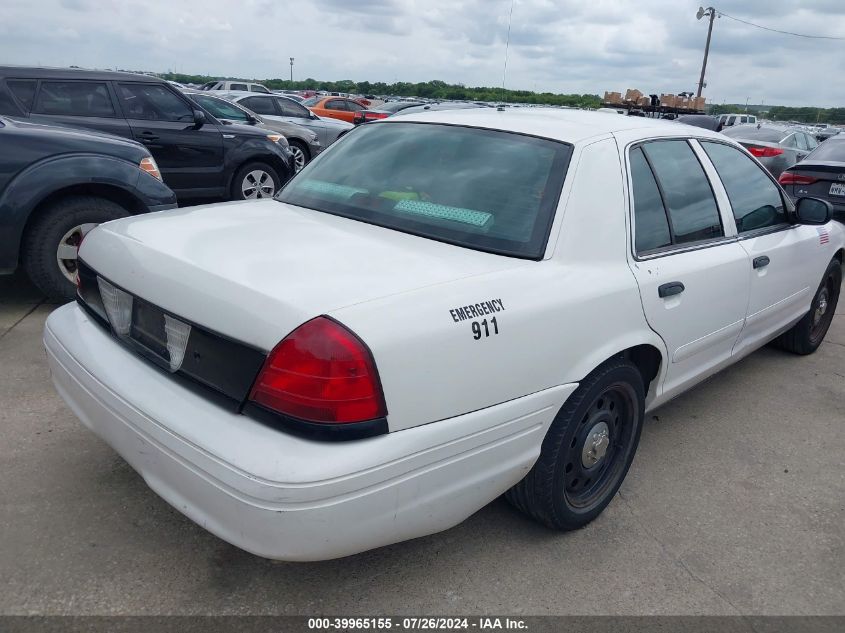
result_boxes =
[331,261,667,432]
[0,153,151,272]
[223,138,294,191]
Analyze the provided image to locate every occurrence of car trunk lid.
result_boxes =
[79,199,522,351]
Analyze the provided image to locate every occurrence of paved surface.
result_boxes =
[1,271,843,616]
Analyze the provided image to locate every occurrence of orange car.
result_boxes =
[303,96,382,124]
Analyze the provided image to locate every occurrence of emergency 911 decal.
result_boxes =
[449,299,505,340]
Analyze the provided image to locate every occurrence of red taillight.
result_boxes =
[747,146,784,158]
[778,172,818,185]
[249,317,387,424]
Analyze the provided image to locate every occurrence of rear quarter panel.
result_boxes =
[331,137,664,431]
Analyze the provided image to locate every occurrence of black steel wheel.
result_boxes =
[775,258,841,355]
[506,357,645,530]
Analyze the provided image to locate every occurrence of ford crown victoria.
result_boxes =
[44,110,844,560]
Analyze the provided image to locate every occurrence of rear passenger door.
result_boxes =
[28,80,131,139]
[626,139,751,400]
[699,140,822,355]
[116,82,224,195]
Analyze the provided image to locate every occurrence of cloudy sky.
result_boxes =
[2,0,844,106]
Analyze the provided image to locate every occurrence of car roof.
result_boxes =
[0,65,164,83]
[385,107,727,144]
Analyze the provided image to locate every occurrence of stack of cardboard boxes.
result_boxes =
[603,89,706,111]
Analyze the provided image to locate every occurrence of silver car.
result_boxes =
[187,92,321,172]
[219,91,352,148]
[722,124,819,177]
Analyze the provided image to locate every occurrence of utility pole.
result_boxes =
[289,57,295,83]
[696,7,716,99]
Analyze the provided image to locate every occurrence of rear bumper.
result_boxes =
[45,303,574,561]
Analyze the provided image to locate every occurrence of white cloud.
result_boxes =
[1,0,843,106]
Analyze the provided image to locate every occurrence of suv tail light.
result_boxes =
[249,317,387,424]
[747,146,784,158]
[778,172,818,185]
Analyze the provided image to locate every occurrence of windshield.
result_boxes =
[193,95,250,122]
[277,122,572,259]
[378,101,424,113]
[806,139,845,161]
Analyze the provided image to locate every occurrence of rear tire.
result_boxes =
[774,258,841,355]
[506,357,645,530]
[22,196,129,302]
[231,162,281,200]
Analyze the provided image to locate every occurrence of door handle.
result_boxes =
[138,131,159,141]
[658,282,685,298]
[753,256,770,269]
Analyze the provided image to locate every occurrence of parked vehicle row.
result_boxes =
[44,108,843,560]
[220,92,353,147]
[0,67,296,202]
[186,91,322,172]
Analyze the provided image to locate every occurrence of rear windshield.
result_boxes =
[277,122,572,259]
[722,126,786,143]
[806,139,845,162]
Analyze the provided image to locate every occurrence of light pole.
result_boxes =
[696,6,717,99]
[289,57,294,84]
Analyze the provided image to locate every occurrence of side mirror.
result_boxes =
[310,112,319,120]
[795,197,832,225]
[353,112,366,125]
[247,113,259,124]
[192,109,206,128]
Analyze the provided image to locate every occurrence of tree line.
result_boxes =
[161,73,602,108]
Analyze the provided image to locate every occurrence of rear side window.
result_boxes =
[240,96,276,115]
[7,80,37,112]
[118,83,193,122]
[640,140,723,245]
[781,134,798,148]
[278,123,572,259]
[250,84,270,93]
[34,81,115,117]
[230,83,248,91]
[727,116,736,125]
[629,147,671,252]
[701,141,787,233]
[325,99,347,111]
[795,134,809,151]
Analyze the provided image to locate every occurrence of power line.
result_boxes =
[717,10,845,41]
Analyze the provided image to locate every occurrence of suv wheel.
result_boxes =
[288,141,310,172]
[232,162,281,200]
[23,196,129,301]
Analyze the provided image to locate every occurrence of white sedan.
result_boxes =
[44,109,844,561]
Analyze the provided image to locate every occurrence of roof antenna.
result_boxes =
[499,0,515,111]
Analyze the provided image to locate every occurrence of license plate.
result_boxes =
[829,183,845,197]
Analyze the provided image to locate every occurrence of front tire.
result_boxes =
[506,358,645,530]
[22,196,129,301]
[288,140,310,173]
[231,162,281,200]
[775,258,841,355]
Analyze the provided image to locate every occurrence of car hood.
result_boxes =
[2,116,147,154]
[79,199,521,350]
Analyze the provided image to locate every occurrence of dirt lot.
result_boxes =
[1,272,843,615]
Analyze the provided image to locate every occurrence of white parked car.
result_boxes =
[44,110,843,561]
